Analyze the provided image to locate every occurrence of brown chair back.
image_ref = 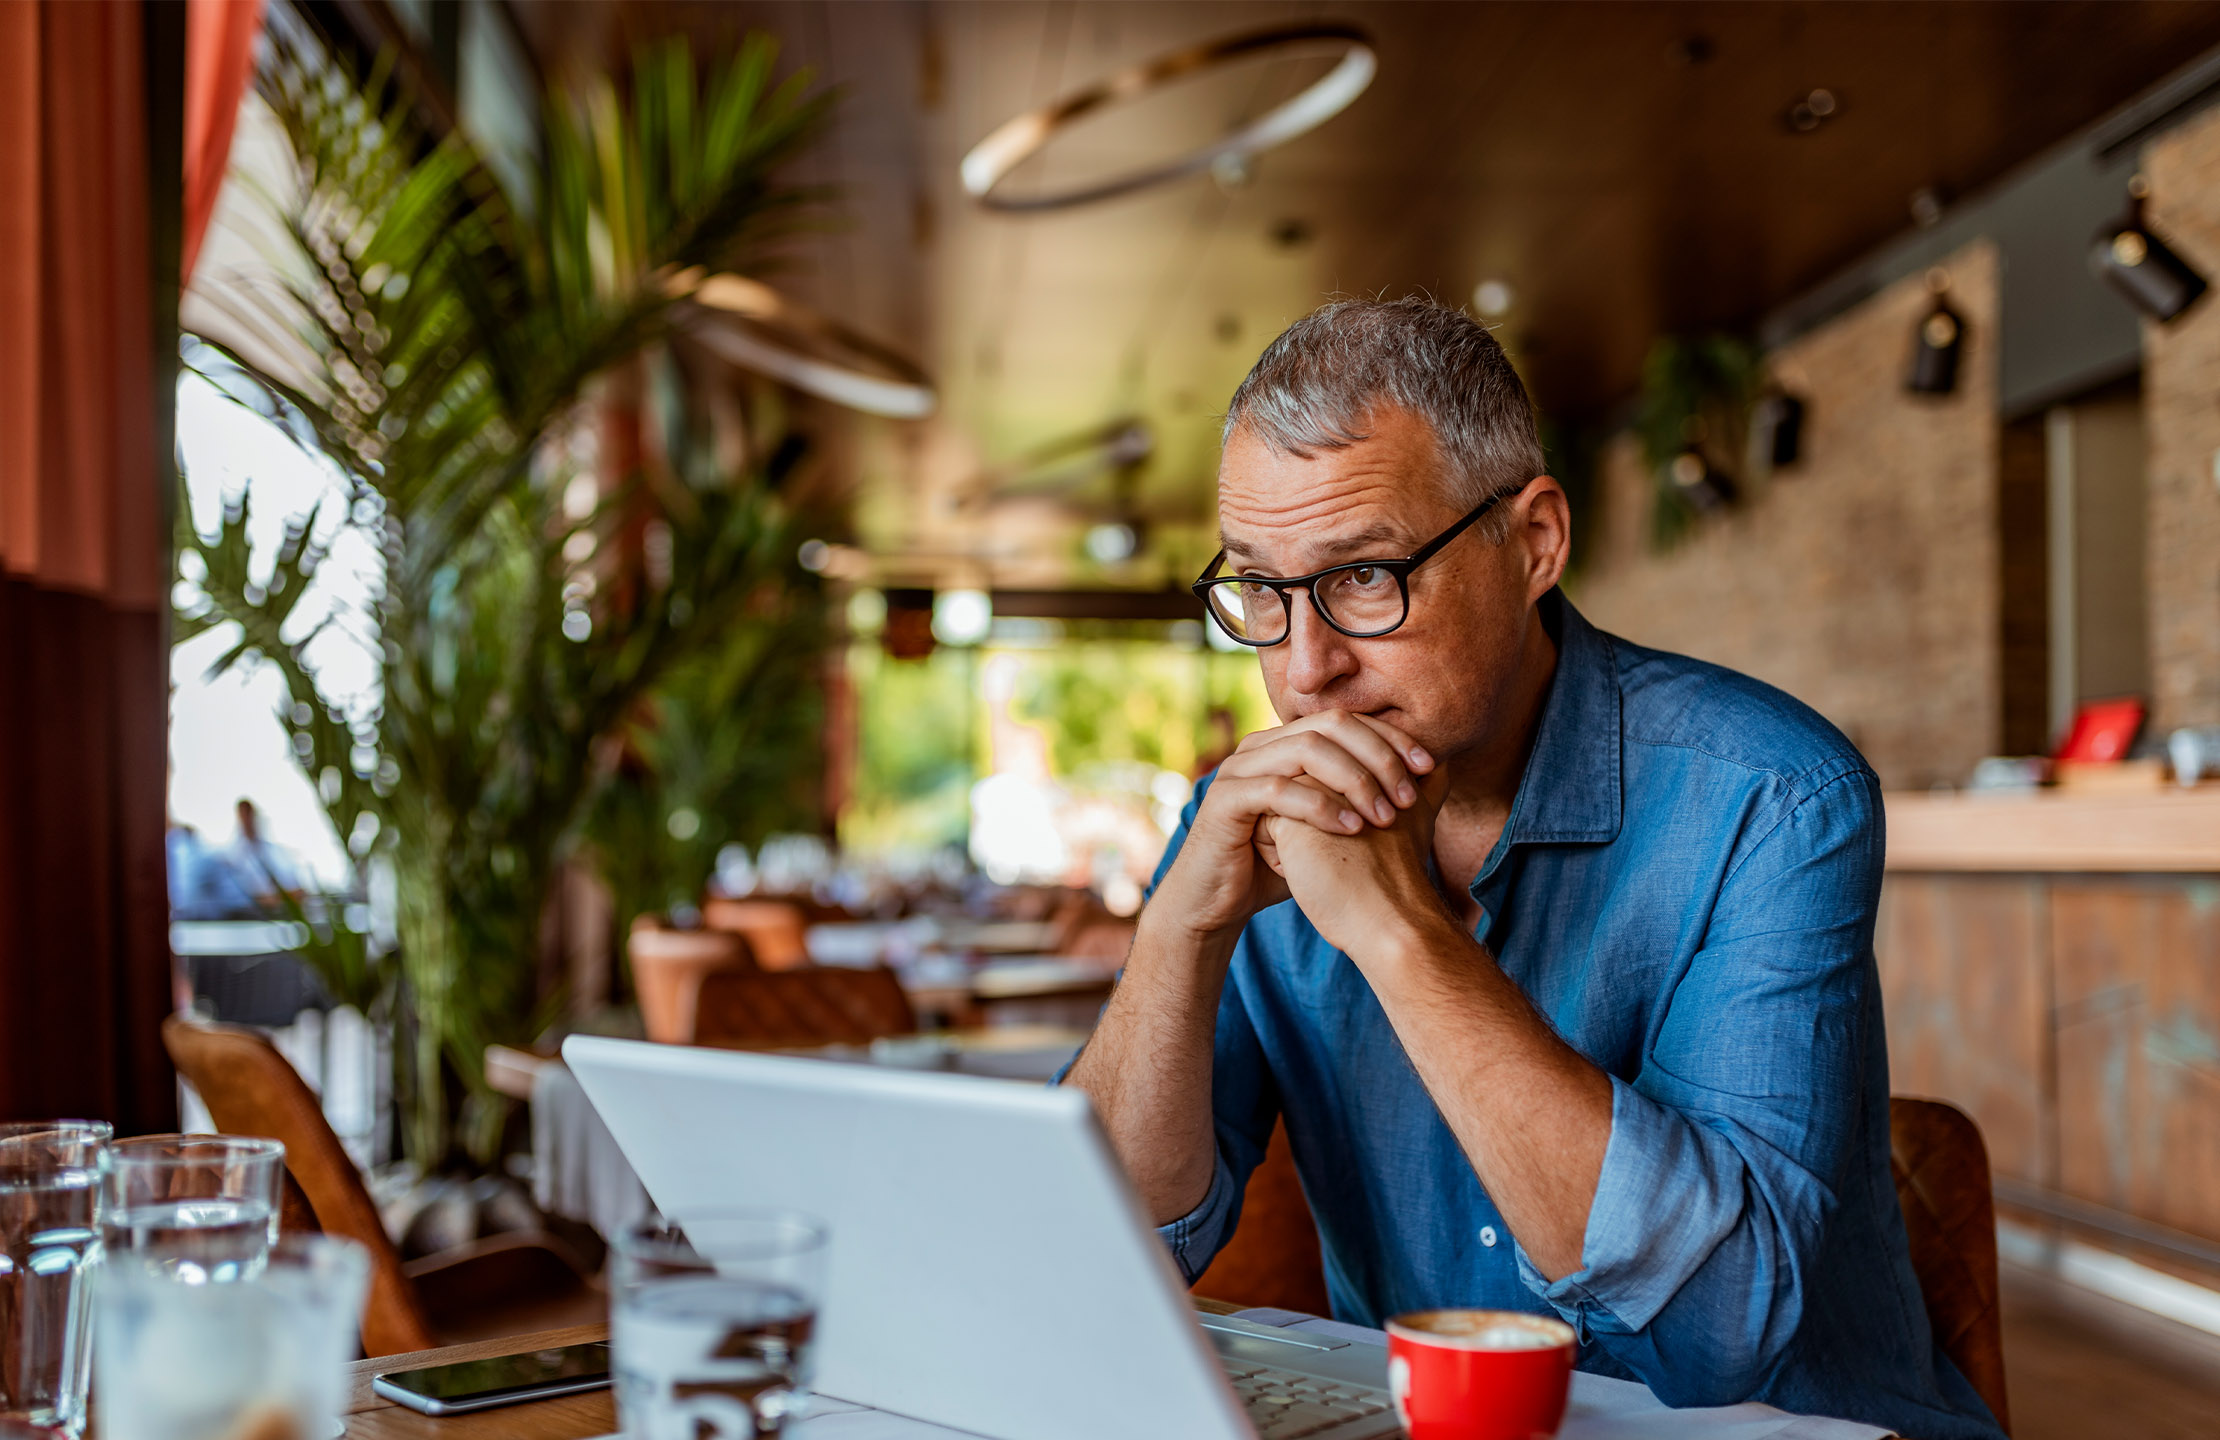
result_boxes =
[628,921,756,1043]
[160,1015,438,1356]
[1889,1096,2010,1433]
[1192,1119,1331,1316]
[693,966,918,1050]
[702,899,812,971]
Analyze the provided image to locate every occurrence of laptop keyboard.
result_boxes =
[1218,1356,1397,1439]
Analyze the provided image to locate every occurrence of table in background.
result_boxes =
[493,1027,1093,1245]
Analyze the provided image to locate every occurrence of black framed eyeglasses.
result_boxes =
[1191,491,1506,647]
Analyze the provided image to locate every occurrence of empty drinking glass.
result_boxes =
[102,1136,284,1284]
[96,1233,368,1440]
[0,1120,112,1439]
[613,1211,828,1440]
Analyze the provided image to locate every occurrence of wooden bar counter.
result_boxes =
[1876,785,2220,1281]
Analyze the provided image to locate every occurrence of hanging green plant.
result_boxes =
[1634,335,1767,551]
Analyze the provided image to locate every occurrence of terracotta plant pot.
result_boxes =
[628,920,753,1043]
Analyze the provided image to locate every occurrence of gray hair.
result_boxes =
[1221,297,1544,541]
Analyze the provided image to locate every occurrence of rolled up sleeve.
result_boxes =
[1514,1076,1747,1333]
[1157,1144,1243,1281]
[1513,765,1886,1405]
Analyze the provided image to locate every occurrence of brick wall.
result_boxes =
[1568,242,2002,791]
[2143,108,2220,734]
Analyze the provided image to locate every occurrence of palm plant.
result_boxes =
[175,23,836,1167]
[587,596,830,943]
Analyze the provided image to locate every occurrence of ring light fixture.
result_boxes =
[673,271,937,420]
[959,21,1378,212]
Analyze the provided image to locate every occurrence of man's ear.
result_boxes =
[1520,476,1571,601]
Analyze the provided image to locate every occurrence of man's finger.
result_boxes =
[1209,773,1366,835]
[1221,730,1399,826]
[1342,711,1436,775]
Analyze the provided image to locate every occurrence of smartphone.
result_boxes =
[371,1341,613,1415]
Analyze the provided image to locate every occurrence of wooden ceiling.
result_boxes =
[506,0,2220,588]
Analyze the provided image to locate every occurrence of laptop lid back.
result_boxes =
[562,1035,1250,1440]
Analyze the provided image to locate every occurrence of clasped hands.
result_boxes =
[1157,710,1456,963]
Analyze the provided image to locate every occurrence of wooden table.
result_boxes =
[344,1325,614,1440]
[345,1302,1247,1440]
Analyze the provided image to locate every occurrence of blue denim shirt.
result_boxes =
[1136,592,2004,1440]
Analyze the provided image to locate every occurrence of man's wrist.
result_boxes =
[1133,898,1243,972]
[1346,901,1474,978]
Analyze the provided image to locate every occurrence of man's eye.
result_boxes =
[1343,566,1389,589]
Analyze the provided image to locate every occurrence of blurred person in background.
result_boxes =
[212,798,304,917]
[1065,298,2004,1440]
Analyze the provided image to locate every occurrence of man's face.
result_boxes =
[1214,406,1565,762]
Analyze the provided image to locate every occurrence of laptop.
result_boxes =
[564,1035,1399,1440]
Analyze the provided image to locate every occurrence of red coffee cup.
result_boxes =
[1385,1309,1577,1440]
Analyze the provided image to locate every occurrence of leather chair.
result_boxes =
[162,1015,602,1355]
[1889,1096,2011,1434]
[1187,1096,2011,1436]
[692,965,918,1050]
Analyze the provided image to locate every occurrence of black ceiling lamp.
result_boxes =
[1907,269,1965,396]
[1667,448,1735,512]
[2092,175,2208,324]
[1751,392,1806,471]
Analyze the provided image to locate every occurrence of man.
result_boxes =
[223,798,304,914]
[1065,299,2003,1440]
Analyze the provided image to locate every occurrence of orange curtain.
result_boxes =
[0,1,177,1131]
[182,0,263,283]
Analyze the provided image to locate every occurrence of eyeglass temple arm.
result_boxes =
[1402,491,1505,567]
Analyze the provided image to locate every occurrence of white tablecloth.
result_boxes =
[529,1057,655,1241]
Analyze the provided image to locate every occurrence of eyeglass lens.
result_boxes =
[1203,564,1407,643]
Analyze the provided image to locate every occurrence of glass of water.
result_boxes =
[0,1120,111,1439]
[95,1233,368,1440]
[102,1136,284,1284]
[612,1210,828,1440]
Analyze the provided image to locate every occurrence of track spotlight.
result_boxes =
[1668,448,1735,511]
[2092,176,2207,324]
[882,588,937,659]
[1752,393,1806,470]
[1907,270,1964,396]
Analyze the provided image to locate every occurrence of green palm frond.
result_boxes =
[179,22,839,1169]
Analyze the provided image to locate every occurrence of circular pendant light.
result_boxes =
[960,21,1378,213]
[675,272,937,419]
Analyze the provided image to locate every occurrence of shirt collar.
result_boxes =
[1499,588,1623,848]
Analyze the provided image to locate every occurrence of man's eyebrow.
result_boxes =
[1221,521,1411,567]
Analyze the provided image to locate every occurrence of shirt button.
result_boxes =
[1479,1226,1498,1248]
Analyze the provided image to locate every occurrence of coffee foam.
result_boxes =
[1388,1310,1575,1351]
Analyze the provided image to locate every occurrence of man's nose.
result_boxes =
[1280,591,1359,698]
